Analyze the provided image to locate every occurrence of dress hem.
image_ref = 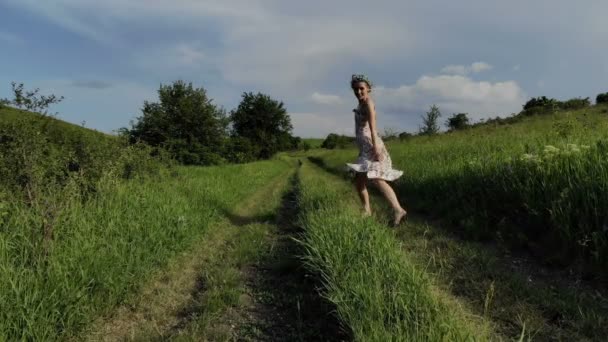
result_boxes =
[345,163,403,182]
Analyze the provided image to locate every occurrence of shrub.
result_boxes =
[6,82,64,115]
[321,133,355,149]
[382,128,399,141]
[446,113,470,131]
[0,110,166,201]
[522,96,559,116]
[399,132,413,140]
[559,97,591,110]
[523,96,556,110]
[223,136,259,164]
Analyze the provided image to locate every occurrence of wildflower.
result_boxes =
[520,153,539,162]
[543,145,560,154]
[565,144,580,153]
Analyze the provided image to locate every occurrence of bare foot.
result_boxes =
[392,209,407,227]
[362,210,372,217]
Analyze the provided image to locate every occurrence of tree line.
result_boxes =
[321,91,608,149]
[1,80,301,165]
[121,80,301,165]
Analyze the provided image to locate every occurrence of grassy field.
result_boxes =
[0,159,291,341]
[301,138,324,149]
[296,159,495,341]
[3,104,608,341]
[313,104,608,273]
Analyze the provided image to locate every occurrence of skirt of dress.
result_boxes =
[346,155,403,181]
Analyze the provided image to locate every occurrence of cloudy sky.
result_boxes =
[1,1,607,137]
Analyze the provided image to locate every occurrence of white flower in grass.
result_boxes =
[520,153,539,162]
[565,144,581,153]
[543,145,560,154]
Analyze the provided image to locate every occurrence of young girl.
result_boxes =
[346,74,407,226]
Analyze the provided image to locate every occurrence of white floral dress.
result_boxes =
[346,104,403,181]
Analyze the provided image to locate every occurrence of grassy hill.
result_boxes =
[301,138,324,148]
[0,105,116,146]
[313,104,608,273]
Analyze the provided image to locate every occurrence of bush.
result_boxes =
[597,92,608,105]
[446,113,470,131]
[223,136,259,164]
[321,133,355,149]
[0,110,166,201]
[5,82,64,115]
[399,132,413,140]
[382,128,399,141]
[559,97,591,110]
[522,96,559,116]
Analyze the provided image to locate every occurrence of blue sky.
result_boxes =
[1,0,607,138]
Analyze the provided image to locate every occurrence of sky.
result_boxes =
[1,1,607,138]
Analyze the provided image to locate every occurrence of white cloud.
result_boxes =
[4,0,417,89]
[375,74,526,123]
[217,18,415,88]
[290,112,352,138]
[311,92,343,105]
[441,62,493,75]
[471,62,493,73]
[6,0,608,136]
[134,42,207,71]
[440,65,468,75]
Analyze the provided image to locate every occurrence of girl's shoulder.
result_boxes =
[358,100,375,115]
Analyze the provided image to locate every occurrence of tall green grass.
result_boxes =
[315,105,608,271]
[0,159,291,341]
[297,160,490,341]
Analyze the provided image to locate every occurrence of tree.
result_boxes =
[398,132,413,140]
[419,104,442,135]
[382,127,398,141]
[597,92,608,105]
[230,92,294,159]
[446,113,470,131]
[128,80,228,165]
[0,98,9,109]
[2,82,64,115]
[321,133,355,149]
[559,97,590,110]
[522,96,559,116]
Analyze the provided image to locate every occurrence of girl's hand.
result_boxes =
[374,146,384,161]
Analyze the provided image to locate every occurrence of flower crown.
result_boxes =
[351,74,373,89]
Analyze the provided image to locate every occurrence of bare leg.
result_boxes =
[372,179,407,225]
[355,173,371,215]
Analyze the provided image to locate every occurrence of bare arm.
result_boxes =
[364,100,383,160]
[365,100,378,146]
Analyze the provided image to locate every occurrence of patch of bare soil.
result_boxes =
[226,184,351,342]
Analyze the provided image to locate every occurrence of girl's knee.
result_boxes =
[372,179,389,189]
